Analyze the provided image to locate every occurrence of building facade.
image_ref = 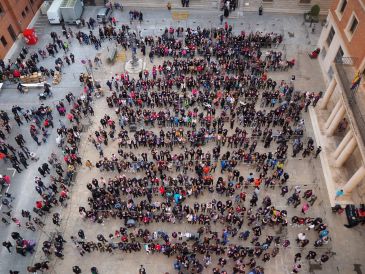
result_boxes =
[112,0,332,13]
[0,0,43,59]
[314,0,365,205]
[260,0,332,14]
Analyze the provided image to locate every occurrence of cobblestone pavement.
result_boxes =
[0,7,364,274]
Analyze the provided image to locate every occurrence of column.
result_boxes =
[334,136,357,167]
[333,131,353,159]
[342,166,365,193]
[326,105,346,136]
[320,78,337,109]
[324,100,341,129]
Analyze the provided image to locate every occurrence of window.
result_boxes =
[21,11,26,18]
[345,14,359,41]
[339,0,347,14]
[328,66,334,80]
[349,17,358,34]
[326,27,335,47]
[321,47,327,59]
[299,0,311,3]
[1,36,7,47]
[8,25,17,42]
[25,6,29,13]
[335,46,344,62]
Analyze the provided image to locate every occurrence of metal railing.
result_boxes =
[334,56,365,144]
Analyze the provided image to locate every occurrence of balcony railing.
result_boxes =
[334,56,365,144]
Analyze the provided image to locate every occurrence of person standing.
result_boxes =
[42,163,51,174]
[294,252,302,263]
[335,189,344,200]
[85,160,94,169]
[139,265,146,274]
[72,266,82,274]
[70,53,75,63]
[106,80,112,91]
[12,162,22,173]
[301,203,310,214]
[32,135,41,146]
[78,229,86,240]
[291,263,301,273]
[2,241,13,253]
[19,153,28,169]
[314,146,322,158]
[14,114,23,126]
[316,254,329,264]
[38,167,46,177]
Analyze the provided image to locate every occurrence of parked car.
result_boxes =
[97,7,112,23]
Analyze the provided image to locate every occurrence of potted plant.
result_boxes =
[304,4,320,22]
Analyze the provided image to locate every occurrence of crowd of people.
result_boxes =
[0,7,334,274]
[74,21,327,274]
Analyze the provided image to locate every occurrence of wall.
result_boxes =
[330,0,365,69]
[318,0,365,84]
[0,0,43,59]
[318,16,346,84]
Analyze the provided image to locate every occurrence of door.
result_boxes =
[8,25,17,41]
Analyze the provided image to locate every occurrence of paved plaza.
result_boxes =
[0,6,365,274]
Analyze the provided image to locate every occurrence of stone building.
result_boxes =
[0,0,43,59]
[314,0,365,205]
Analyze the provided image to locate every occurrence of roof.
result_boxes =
[61,0,78,8]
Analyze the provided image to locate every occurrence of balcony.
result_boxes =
[334,57,365,146]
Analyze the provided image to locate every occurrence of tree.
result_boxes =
[310,4,320,17]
